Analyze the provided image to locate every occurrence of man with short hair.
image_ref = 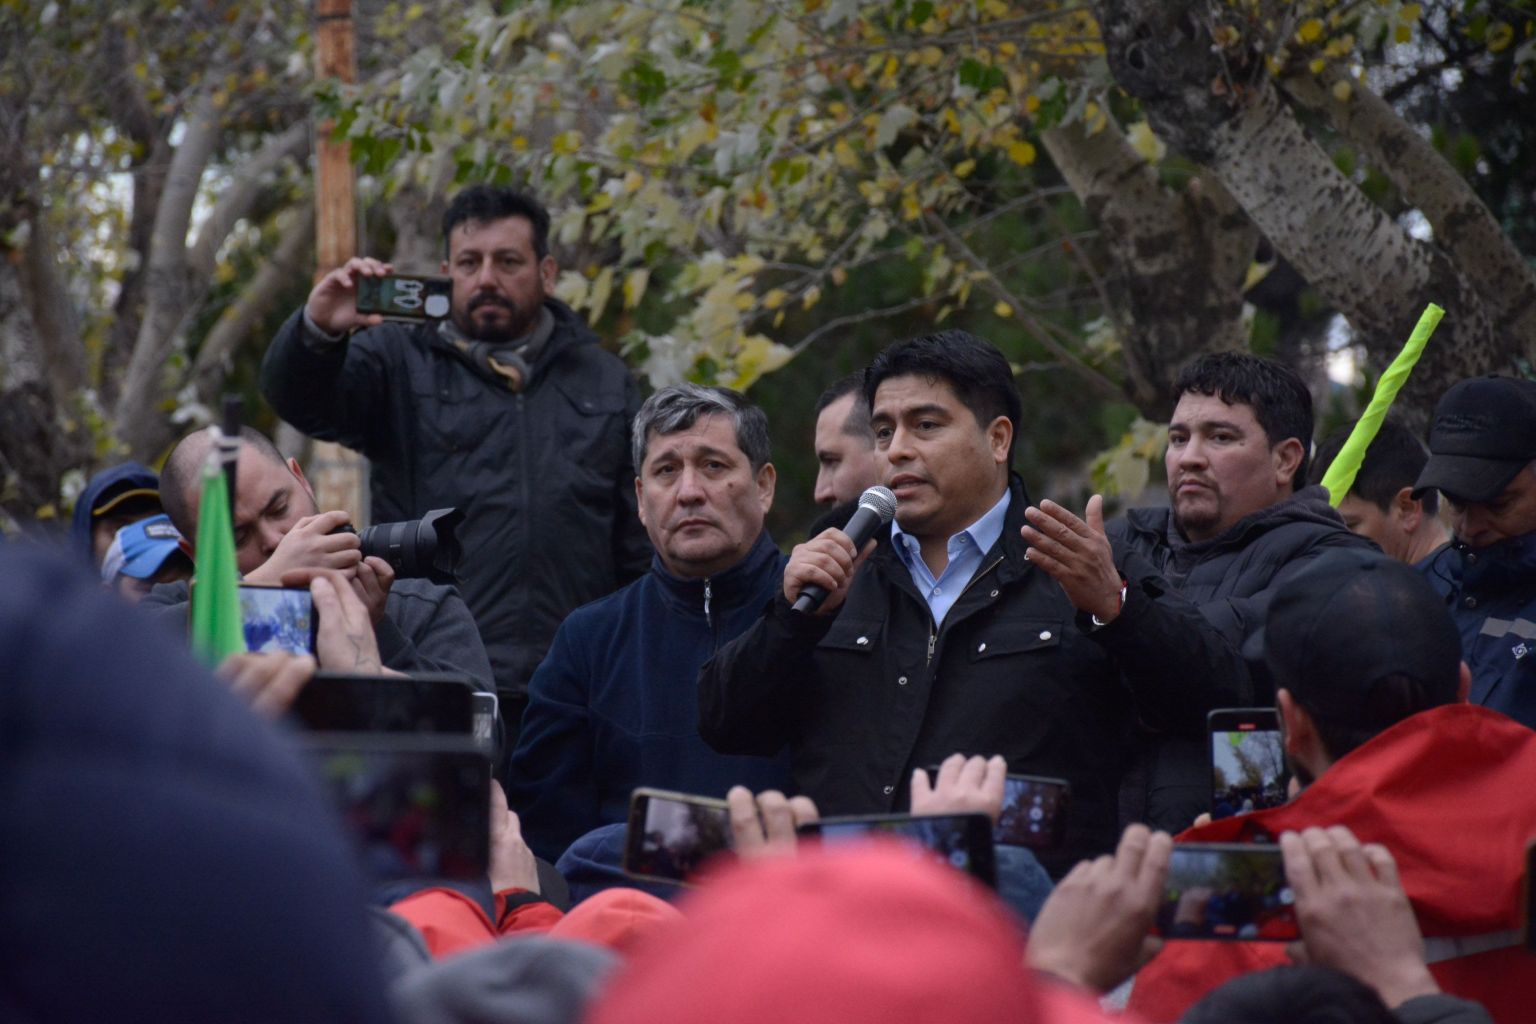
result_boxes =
[70,461,164,569]
[1310,420,1449,568]
[700,331,1245,875]
[506,384,794,862]
[812,373,879,508]
[146,425,492,688]
[1413,374,1536,730]
[260,184,650,739]
[1126,548,1536,1021]
[1107,352,1372,830]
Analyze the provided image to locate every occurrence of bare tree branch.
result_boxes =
[187,119,311,286]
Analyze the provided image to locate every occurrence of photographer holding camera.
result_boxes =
[144,425,492,689]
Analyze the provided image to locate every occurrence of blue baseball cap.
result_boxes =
[101,514,185,582]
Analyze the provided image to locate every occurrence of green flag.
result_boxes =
[190,449,246,666]
[1319,302,1444,508]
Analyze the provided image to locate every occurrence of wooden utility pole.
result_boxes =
[308,0,370,524]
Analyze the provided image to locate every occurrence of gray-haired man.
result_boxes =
[505,384,795,862]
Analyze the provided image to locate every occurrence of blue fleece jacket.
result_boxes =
[507,530,796,862]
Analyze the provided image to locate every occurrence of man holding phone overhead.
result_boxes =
[143,424,492,690]
[260,185,650,745]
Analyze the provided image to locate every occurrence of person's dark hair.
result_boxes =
[441,185,551,261]
[863,330,1022,462]
[632,384,772,472]
[1175,351,1314,488]
[1182,965,1397,1024]
[160,426,287,538]
[1294,671,1451,765]
[1310,420,1437,516]
[814,373,874,445]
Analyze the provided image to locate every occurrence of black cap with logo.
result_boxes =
[1414,375,1536,504]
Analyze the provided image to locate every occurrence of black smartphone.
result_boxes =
[290,671,476,734]
[923,765,1070,850]
[622,788,734,886]
[301,733,490,882]
[355,274,451,320]
[237,583,317,656]
[1209,708,1290,819]
[1153,843,1298,941]
[471,691,499,756]
[798,813,997,888]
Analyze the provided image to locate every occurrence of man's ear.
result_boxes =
[177,536,196,562]
[1457,661,1472,703]
[756,462,777,513]
[1392,486,1423,533]
[287,457,318,506]
[987,415,1014,468]
[634,476,649,530]
[440,258,450,276]
[1273,438,1305,489]
[1277,688,1313,757]
[539,254,558,294]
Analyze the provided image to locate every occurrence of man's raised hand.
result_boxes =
[305,256,394,336]
[1021,495,1124,624]
[244,510,361,585]
[910,753,1007,823]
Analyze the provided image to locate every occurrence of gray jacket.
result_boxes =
[1108,485,1374,831]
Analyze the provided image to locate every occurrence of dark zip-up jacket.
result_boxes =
[1422,533,1536,730]
[1108,485,1374,830]
[259,299,651,699]
[699,477,1246,876]
[506,530,796,862]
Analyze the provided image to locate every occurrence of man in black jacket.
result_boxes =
[699,331,1245,876]
[1108,352,1372,831]
[259,185,650,740]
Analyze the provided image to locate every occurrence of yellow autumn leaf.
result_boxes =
[623,268,650,310]
[1332,80,1352,102]
[1296,18,1324,43]
[993,301,1014,318]
[761,288,789,310]
[1400,4,1422,23]
[1023,95,1041,115]
[587,266,615,316]
[802,286,822,311]
[901,193,923,221]
[1488,22,1515,53]
[954,158,976,178]
[1007,140,1037,166]
[830,266,848,286]
[1127,121,1165,163]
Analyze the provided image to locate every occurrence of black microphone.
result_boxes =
[792,485,898,614]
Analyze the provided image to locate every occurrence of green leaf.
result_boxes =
[958,58,1005,92]
[622,60,669,107]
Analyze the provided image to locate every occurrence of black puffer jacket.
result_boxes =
[700,476,1246,877]
[1108,484,1374,830]
[260,299,651,699]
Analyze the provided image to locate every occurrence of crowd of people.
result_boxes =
[8,182,1536,1023]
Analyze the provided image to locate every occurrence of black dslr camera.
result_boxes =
[338,508,465,586]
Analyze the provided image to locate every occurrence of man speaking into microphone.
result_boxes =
[700,332,1245,874]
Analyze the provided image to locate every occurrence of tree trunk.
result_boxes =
[1093,0,1521,420]
[1040,115,1255,418]
[1281,68,1536,347]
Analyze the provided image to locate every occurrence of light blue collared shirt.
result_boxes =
[889,489,1011,626]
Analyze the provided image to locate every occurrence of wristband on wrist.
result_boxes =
[1090,581,1128,628]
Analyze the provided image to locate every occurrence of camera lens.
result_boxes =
[355,508,464,584]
